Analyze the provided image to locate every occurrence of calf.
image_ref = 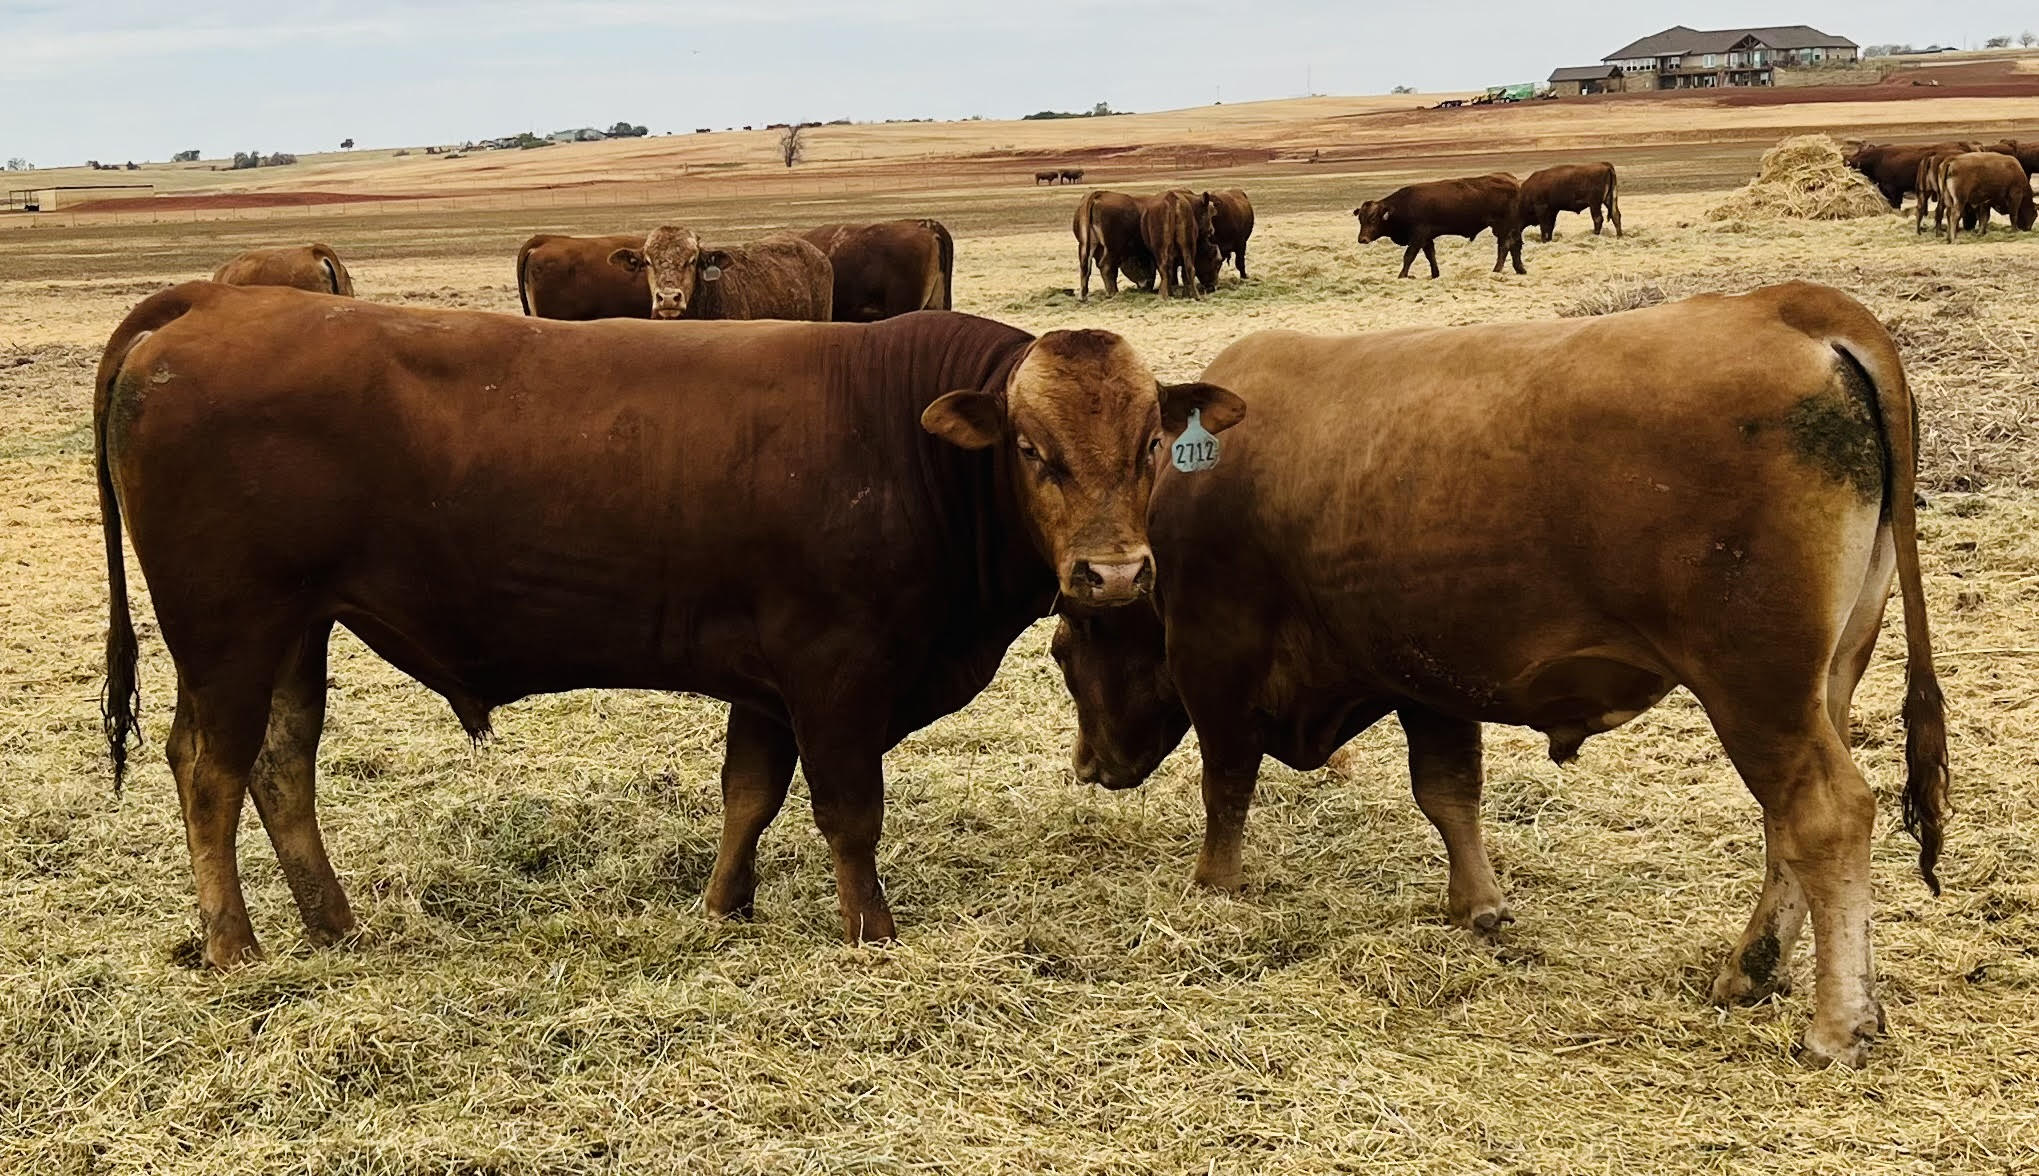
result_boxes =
[1354,173,1526,277]
[609,226,833,320]
[1939,151,2037,243]
[1053,284,1944,1069]
[1913,148,1976,234]
[1519,162,1622,241]
[212,244,354,296]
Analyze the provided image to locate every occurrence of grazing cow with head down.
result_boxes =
[95,283,1243,967]
[1354,173,1526,277]
[212,244,355,296]
[1518,162,1622,241]
[517,232,651,320]
[1202,188,1255,280]
[608,226,833,321]
[1140,189,1217,299]
[1073,190,1157,300]
[1035,170,1060,185]
[1938,151,2038,243]
[1051,282,1945,1069]
[1059,168,1085,184]
[1845,141,1980,209]
[798,219,954,321]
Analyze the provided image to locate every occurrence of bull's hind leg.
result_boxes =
[704,704,798,920]
[1401,706,1510,937]
[1707,702,1882,1067]
[167,650,286,969]
[246,620,355,946]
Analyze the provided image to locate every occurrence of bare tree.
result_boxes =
[778,123,804,168]
[2021,30,2037,47]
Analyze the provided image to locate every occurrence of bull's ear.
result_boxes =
[922,390,1004,450]
[608,248,645,273]
[701,249,732,270]
[1351,204,1368,218]
[1160,382,1245,435]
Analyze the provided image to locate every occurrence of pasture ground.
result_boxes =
[3,169,2039,1173]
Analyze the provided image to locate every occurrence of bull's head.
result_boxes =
[1353,200,1389,244]
[920,330,1243,607]
[1193,192,1223,292]
[1051,602,1189,789]
[609,226,730,319]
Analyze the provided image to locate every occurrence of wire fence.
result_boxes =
[0,151,1267,230]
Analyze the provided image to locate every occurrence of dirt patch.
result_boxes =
[66,191,439,214]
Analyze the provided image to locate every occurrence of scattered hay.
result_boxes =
[1707,134,1892,221]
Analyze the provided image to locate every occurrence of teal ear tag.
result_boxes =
[1171,409,1220,473]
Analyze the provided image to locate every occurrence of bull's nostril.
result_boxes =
[1071,561,1104,589]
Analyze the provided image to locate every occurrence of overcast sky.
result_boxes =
[4,1,2033,165]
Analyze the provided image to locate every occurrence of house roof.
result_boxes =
[1550,64,1623,82]
[1604,24,1857,61]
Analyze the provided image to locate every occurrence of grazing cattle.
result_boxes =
[1035,170,1060,185]
[95,282,1243,967]
[1912,148,1977,234]
[1845,141,1980,209]
[1354,173,1526,278]
[1988,139,2039,176]
[1518,162,1622,241]
[1939,151,2037,243]
[608,226,833,321]
[798,219,954,321]
[1203,188,1255,280]
[1051,283,1945,1069]
[1059,168,1085,183]
[211,244,354,296]
[1073,190,1157,299]
[1139,188,1216,299]
[516,232,650,320]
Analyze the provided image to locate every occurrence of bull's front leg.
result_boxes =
[705,704,798,920]
[1191,727,1265,891]
[1400,705,1511,938]
[1398,242,1422,279]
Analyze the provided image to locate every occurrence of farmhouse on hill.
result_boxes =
[1548,24,1858,95]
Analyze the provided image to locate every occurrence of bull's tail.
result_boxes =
[1832,318,1949,894]
[95,283,209,792]
[1073,191,1099,301]
[920,218,954,311]
[1603,164,1623,236]
[515,236,541,316]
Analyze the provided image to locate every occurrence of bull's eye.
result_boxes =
[1147,436,1162,459]
[1016,437,1042,463]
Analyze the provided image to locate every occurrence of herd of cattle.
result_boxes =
[107,139,2026,1070]
[1845,138,2039,240]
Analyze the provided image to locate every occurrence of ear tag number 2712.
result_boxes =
[1171,409,1220,473]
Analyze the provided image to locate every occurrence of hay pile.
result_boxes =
[1707,134,1891,221]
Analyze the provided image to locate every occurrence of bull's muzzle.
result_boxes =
[1066,552,1154,605]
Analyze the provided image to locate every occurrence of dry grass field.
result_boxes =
[4,152,2039,1172]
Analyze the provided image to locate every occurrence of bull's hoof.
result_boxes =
[302,910,359,949]
[1797,1013,1881,1069]
[1191,864,1247,892]
[1464,904,1516,942]
[204,936,263,972]
[1709,965,1793,1006]
[840,907,897,944]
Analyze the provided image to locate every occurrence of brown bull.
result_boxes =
[1140,189,1217,299]
[609,226,833,321]
[1051,283,1946,1070]
[95,283,1244,967]
[1912,148,1978,234]
[1354,173,1526,277]
[211,244,355,295]
[1939,151,2038,243]
[1203,188,1255,280]
[1845,141,1980,208]
[1073,190,1157,300]
[798,219,954,321]
[516,232,650,320]
[1519,162,1622,241]
[1989,139,2039,175]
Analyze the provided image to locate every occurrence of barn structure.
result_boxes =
[1547,65,1626,97]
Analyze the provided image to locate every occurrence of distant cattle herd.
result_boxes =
[93,128,2039,1070]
